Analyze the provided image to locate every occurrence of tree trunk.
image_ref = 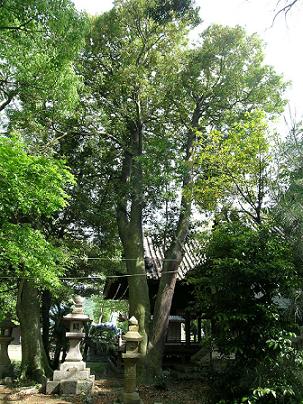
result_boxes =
[146,267,179,378]
[116,186,151,383]
[147,206,191,377]
[116,108,151,365]
[17,280,53,383]
[146,105,200,377]
[116,96,200,378]
[117,215,150,358]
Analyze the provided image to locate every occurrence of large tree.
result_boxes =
[0,0,88,382]
[76,0,287,377]
[149,26,285,373]
[78,0,200,368]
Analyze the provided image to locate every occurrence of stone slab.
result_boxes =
[59,361,86,371]
[46,381,60,394]
[53,369,91,381]
[60,379,94,395]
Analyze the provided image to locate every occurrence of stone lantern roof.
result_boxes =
[123,317,143,343]
[63,313,90,322]
[63,295,90,323]
[0,319,16,329]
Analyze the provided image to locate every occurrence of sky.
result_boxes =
[73,0,303,129]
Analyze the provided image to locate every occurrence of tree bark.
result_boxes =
[115,108,150,365]
[146,198,192,377]
[146,105,201,377]
[117,219,150,355]
[116,181,151,382]
[17,280,53,383]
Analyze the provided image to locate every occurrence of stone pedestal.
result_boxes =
[46,296,94,395]
[121,317,143,404]
[0,336,13,379]
[0,319,15,380]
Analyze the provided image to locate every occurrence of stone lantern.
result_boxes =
[46,296,94,395]
[0,319,15,379]
[63,295,90,363]
[122,316,143,404]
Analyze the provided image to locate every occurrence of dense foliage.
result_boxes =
[0,0,86,121]
[0,136,74,318]
[190,220,303,402]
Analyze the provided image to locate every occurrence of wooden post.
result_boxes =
[185,313,190,347]
[197,317,202,343]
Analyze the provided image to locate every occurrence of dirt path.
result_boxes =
[0,378,210,403]
[0,379,121,403]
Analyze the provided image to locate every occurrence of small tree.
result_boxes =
[0,135,74,382]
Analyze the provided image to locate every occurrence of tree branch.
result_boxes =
[0,18,35,31]
[272,0,299,24]
[0,90,16,111]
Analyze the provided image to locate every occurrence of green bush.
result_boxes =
[190,222,303,402]
[153,370,171,390]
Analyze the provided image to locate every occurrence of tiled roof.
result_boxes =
[143,236,202,280]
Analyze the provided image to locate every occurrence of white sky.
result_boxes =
[73,0,303,129]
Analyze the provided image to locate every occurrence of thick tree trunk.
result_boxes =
[147,266,179,378]
[146,105,201,377]
[17,280,53,383]
[116,107,151,365]
[117,215,150,358]
[116,97,200,379]
[147,205,191,377]
[117,189,151,383]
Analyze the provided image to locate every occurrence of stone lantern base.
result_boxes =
[46,361,95,395]
[0,364,13,380]
[0,335,14,379]
[122,391,143,404]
